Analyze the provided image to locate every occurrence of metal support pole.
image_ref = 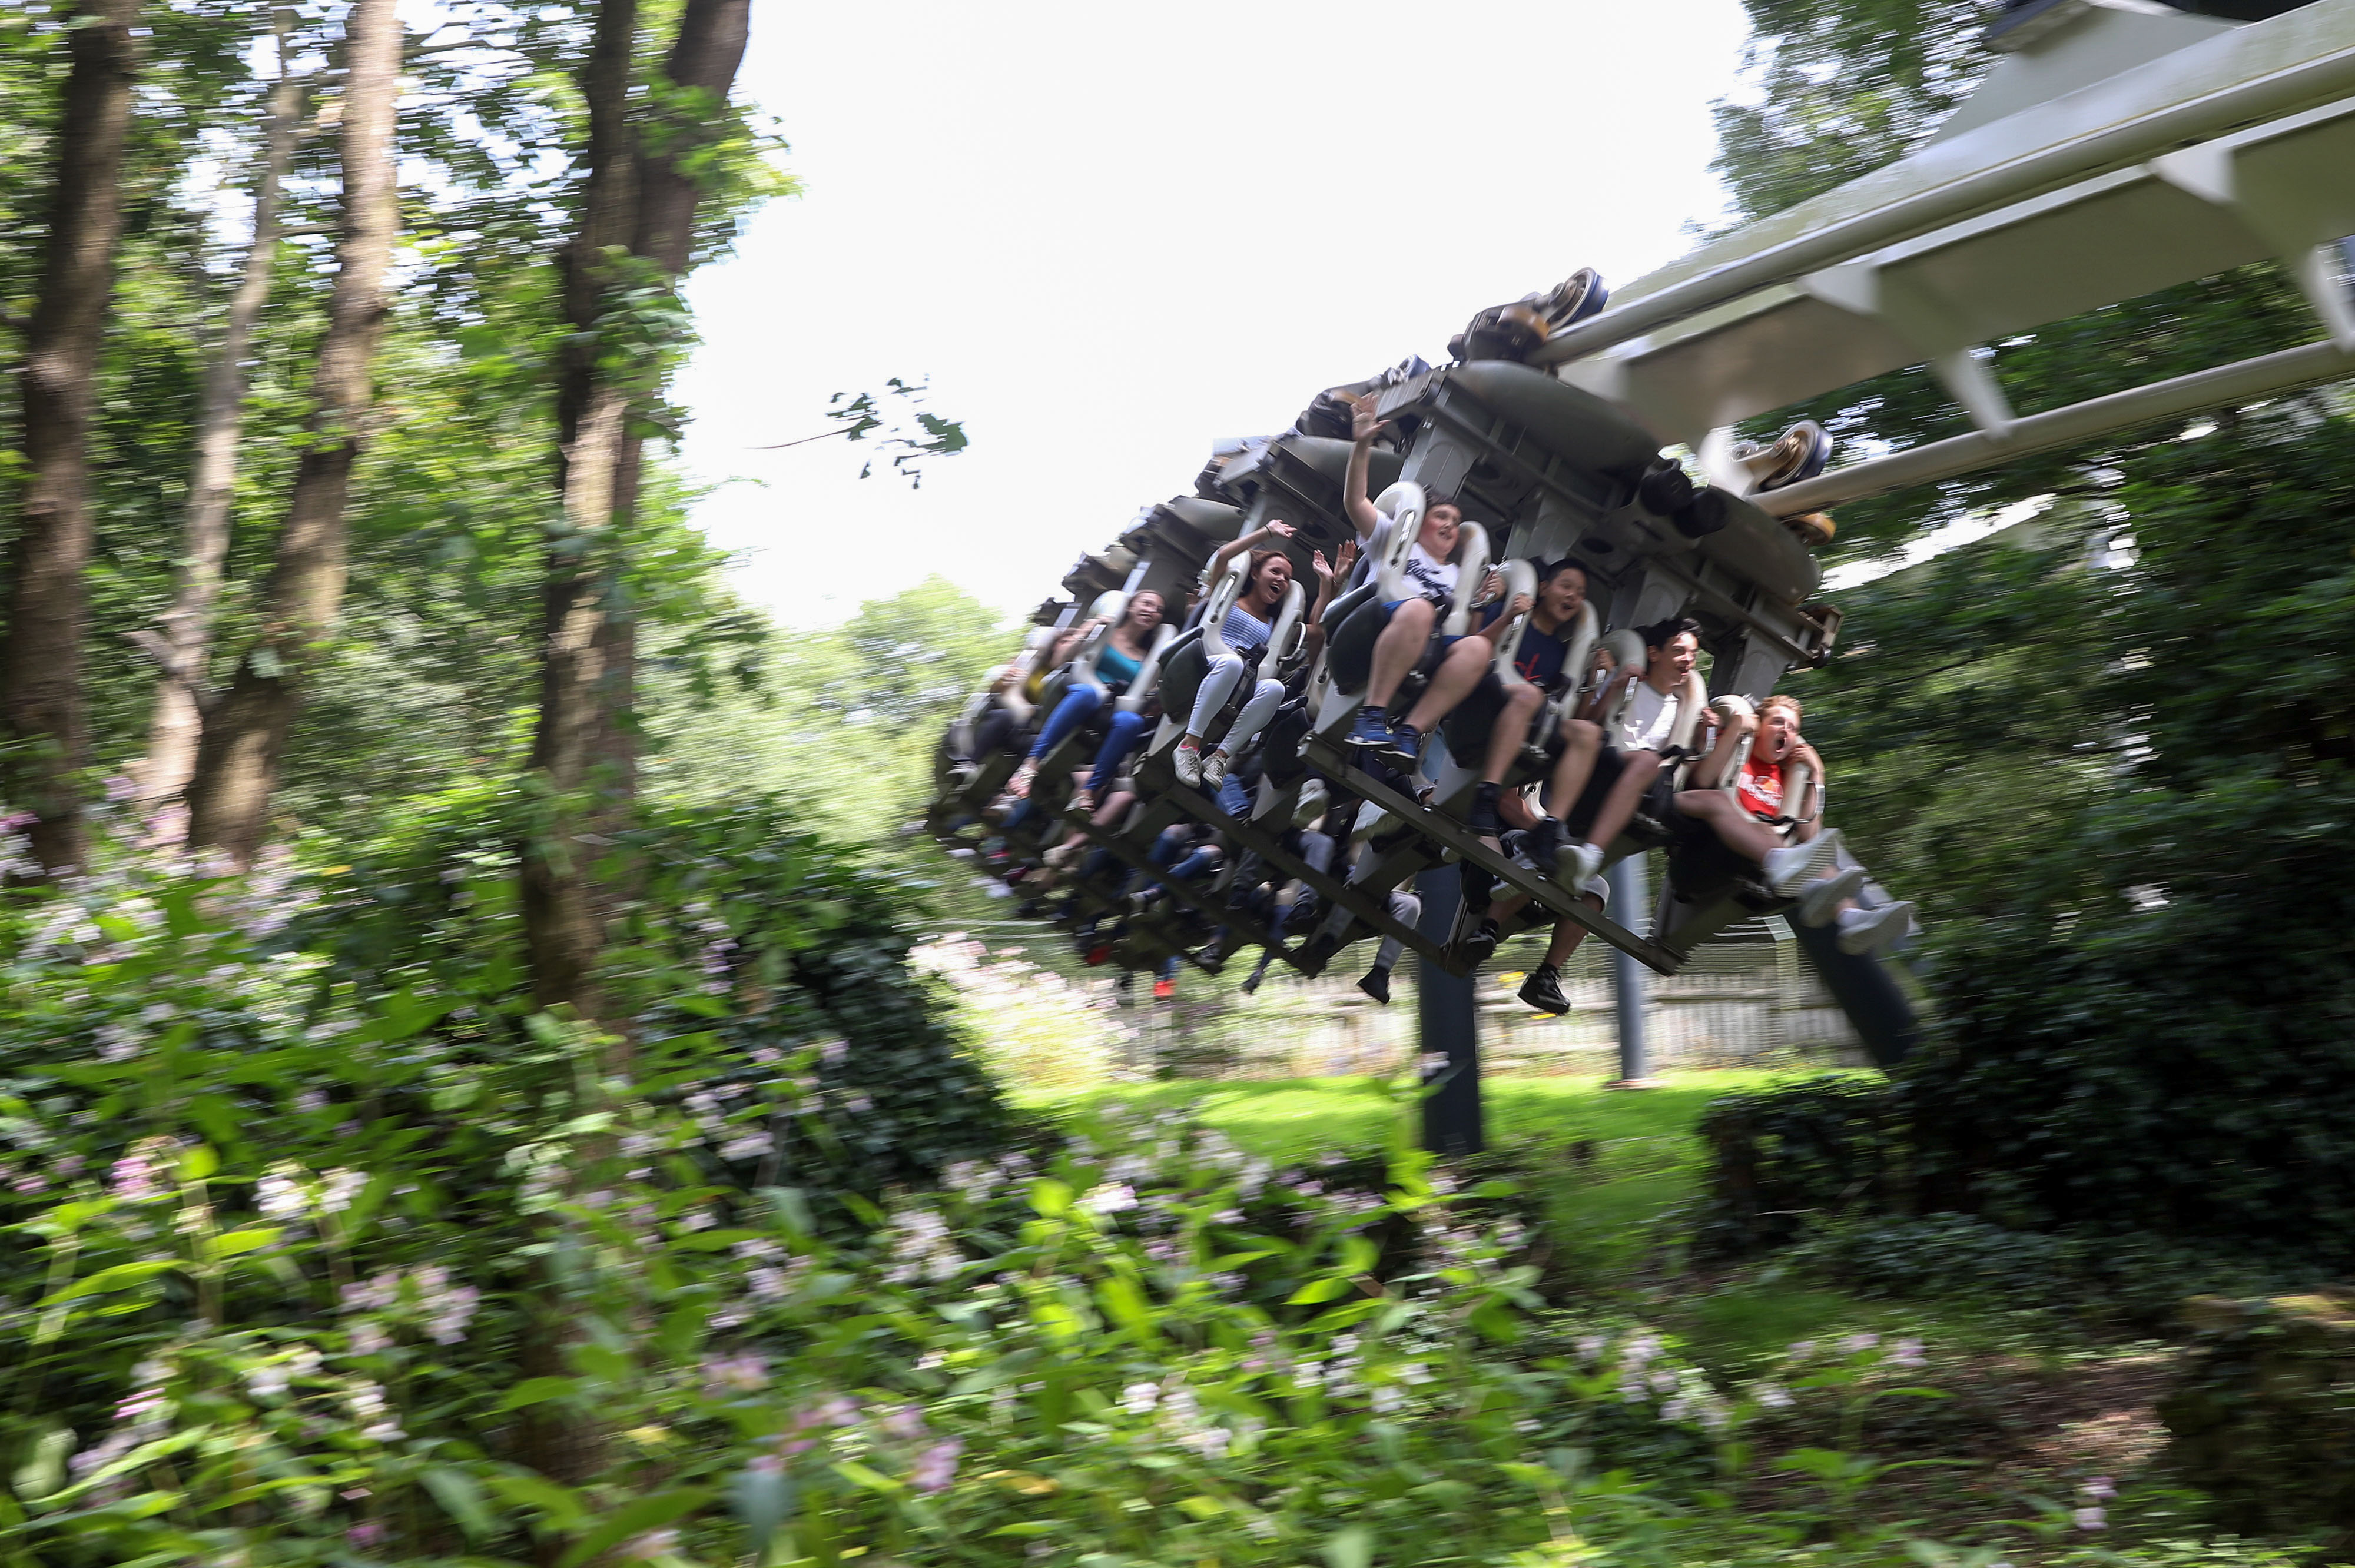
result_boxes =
[1608,854,1650,1084]
[1415,864,1482,1156]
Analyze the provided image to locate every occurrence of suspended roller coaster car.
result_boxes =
[930,0,2355,1072]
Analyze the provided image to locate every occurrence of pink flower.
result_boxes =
[911,1437,962,1494]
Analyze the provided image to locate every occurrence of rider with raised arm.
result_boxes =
[1676,693,1914,953]
[1174,521,1299,792]
[1341,398,1467,756]
[1006,590,1166,800]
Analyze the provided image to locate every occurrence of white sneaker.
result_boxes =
[1173,740,1204,787]
[1796,865,1865,927]
[1762,829,1841,895]
[1837,900,1915,956]
[1561,841,1605,886]
[1292,779,1329,828]
[1200,748,1231,790]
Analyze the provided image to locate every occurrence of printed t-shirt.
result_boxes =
[1736,753,1785,820]
[1615,681,1681,753]
[1096,642,1142,691]
[1477,603,1574,688]
[1365,515,1460,607]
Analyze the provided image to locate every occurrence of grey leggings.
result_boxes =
[1189,652,1284,757]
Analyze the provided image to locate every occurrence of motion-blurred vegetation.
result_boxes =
[0,0,2351,1562]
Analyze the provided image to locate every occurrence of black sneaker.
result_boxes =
[1517,816,1567,875]
[1458,918,1501,968]
[1460,860,1497,915]
[1198,936,1226,968]
[1295,931,1339,975]
[1358,966,1392,1004]
[1467,782,1502,838]
[1519,963,1571,1015]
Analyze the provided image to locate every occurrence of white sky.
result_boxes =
[674,0,1756,629]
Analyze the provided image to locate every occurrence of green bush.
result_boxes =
[1697,1076,1913,1255]
[2160,1291,2355,1540]
[283,787,1016,1208]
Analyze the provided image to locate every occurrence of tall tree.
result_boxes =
[185,0,402,865]
[0,0,142,876]
[136,4,305,821]
[522,0,750,1018]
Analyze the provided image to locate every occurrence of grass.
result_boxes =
[1036,1070,2061,1376]
[1030,1068,1822,1167]
[1034,1072,1830,1285]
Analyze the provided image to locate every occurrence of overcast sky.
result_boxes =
[673,1,1756,628]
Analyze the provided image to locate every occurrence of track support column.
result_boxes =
[1415,863,1482,1156]
[1609,853,1651,1085]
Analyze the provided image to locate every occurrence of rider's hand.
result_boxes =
[1508,593,1534,619]
[1350,396,1387,444]
[1311,550,1336,583]
[1334,539,1359,574]
[1265,520,1297,541]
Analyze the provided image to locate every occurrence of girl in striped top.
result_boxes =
[1175,520,1298,792]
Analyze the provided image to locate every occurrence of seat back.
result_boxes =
[998,626,1060,724]
[1196,552,1251,659]
[1535,600,1605,736]
[1370,481,1428,603]
[1263,580,1309,672]
[1149,622,1206,725]
[1442,523,1494,636]
[1485,559,1541,693]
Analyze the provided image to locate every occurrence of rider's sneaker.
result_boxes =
[1837,901,1915,956]
[1458,918,1501,968]
[1741,420,1832,492]
[1152,977,1176,1001]
[1562,841,1605,887]
[1200,748,1232,791]
[1466,781,1502,838]
[1517,816,1568,876]
[1006,759,1039,799]
[1519,963,1572,1016]
[1348,705,1392,749]
[1796,865,1865,927]
[1172,740,1205,788]
[1198,936,1226,968]
[1763,829,1842,895]
[1539,266,1610,330]
[1358,965,1393,1005]
[1381,714,1426,768]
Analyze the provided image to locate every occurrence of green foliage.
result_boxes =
[2160,1291,2355,1539]
[1700,1076,1912,1255]
[649,575,1017,851]
[1710,0,2355,1263]
[1710,0,1989,224]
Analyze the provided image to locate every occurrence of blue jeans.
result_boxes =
[1028,684,1105,760]
[1087,709,1149,795]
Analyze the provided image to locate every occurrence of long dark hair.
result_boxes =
[1242,549,1293,604]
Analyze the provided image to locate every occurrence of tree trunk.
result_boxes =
[139,8,304,827]
[184,0,401,867]
[0,0,142,878]
[522,0,641,1022]
[522,0,755,1018]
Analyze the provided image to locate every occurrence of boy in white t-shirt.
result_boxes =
[1520,616,1699,887]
